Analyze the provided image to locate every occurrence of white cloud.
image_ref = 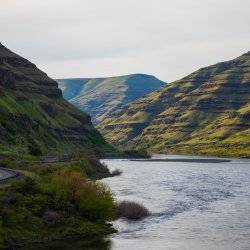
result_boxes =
[0,0,249,81]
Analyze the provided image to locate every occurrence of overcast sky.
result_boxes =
[1,0,250,82]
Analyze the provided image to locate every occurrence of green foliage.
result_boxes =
[0,163,115,247]
[0,158,13,169]
[28,142,42,156]
[37,156,112,180]
[123,149,150,158]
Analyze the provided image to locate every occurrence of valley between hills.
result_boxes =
[0,42,249,248]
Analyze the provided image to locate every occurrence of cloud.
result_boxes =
[1,0,250,81]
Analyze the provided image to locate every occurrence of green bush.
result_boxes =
[123,148,150,158]
[0,168,115,247]
[44,170,115,221]
[11,177,39,195]
[0,158,13,168]
[28,143,42,156]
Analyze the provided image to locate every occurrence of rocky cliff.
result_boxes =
[99,52,250,157]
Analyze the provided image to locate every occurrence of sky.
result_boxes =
[0,0,250,82]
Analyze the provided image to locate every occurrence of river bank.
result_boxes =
[0,154,116,249]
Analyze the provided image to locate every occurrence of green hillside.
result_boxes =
[99,52,250,158]
[57,74,165,124]
[0,43,113,156]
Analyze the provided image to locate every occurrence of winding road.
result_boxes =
[0,168,19,182]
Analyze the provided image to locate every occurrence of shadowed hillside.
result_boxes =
[0,43,113,156]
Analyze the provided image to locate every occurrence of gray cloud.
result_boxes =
[1,0,250,81]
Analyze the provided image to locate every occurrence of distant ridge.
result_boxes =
[57,74,165,124]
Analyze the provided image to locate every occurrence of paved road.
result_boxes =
[0,168,19,182]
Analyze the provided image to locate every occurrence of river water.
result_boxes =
[102,155,250,250]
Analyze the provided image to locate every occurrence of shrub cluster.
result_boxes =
[28,142,42,156]
[0,168,115,247]
[117,201,151,220]
[123,149,150,159]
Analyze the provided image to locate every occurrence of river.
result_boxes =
[102,155,250,250]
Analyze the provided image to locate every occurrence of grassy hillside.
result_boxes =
[99,52,250,158]
[0,43,114,157]
[0,43,119,248]
[57,74,165,124]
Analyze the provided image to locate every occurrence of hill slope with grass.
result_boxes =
[57,74,165,124]
[0,43,113,156]
[99,52,250,158]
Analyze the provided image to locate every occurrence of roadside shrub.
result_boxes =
[117,201,151,220]
[43,210,62,226]
[78,182,114,222]
[0,162,116,247]
[0,158,12,168]
[43,169,115,221]
[10,177,39,195]
[83,158,111,179]
[28,142,42,156]
[123,149,150,158]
